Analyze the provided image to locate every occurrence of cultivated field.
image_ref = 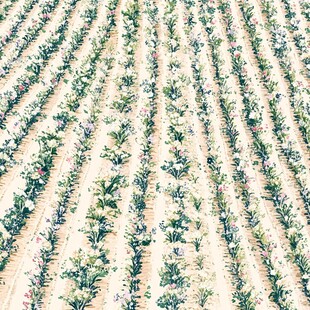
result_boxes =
[0,0,309,309]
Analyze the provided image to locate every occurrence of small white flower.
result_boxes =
[233,153,240,159]
[228,242,236,249]
[25,200,35,212]
[249,111,256,119]
[173,163,183,170]
[94,259,103,267]
[270,269,276,276]
[47,140,57,149]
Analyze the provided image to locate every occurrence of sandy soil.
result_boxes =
[0,0,309,309]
